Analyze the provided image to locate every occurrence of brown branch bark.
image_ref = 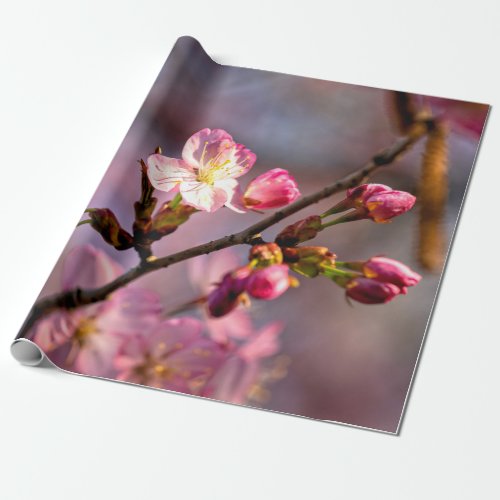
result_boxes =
[16,120,432,339]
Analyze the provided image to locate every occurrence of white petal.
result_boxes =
[219,179,247,213]
[146,154,195,192]
[180,181,228,212]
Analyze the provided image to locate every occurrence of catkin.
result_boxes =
[418,122,449,271]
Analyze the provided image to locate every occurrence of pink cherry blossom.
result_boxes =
[29,245,161,376]
[228,168,300,212]
[202,322,283,404]
[246,264,291,300]
[147,128,256,212]
[114,318,226,393]
[363,256,421,293]
[345,277,401,304]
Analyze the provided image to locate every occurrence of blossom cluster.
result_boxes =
[58,128,426,400]
[205,182,420,312]
[147,128,300,213]
[29,245,286,404]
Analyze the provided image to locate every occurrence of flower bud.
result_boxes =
[86,209,133,250]
[363,189,416,223]
[345,277,401,304]
[243,168,300,209]
[148,204,197,241]
[323,184,391,216]
[246,264,291,300]
[207,266,252,318]
[249,243,283,267]
[275,215,322,247]
[283,246,336,278]
[346,183,392,206]
[321,184,415,223]
[362,256,421,292]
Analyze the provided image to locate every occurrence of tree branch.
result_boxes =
[16,120,432,339]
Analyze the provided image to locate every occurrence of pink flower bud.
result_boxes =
[275,215,322,247]
[363,257,421,292]
[243,168,300,209]
[207,266,251,318]
[363,189,416,223]
[322,184,391,217]
[246,264,290,300]
[346,277,401,304]
[346,183,392,206]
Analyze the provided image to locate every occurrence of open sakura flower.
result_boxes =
[227,168,300,212]
[114,318,227,394]
[29,245,162,377]
[147,128,256,212]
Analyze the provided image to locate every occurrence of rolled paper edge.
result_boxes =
[10,338,45,367]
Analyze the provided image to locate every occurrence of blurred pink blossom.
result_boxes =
[114,317,226,393]
[147,128,256,212]
[202,322,283,404]
[426,97,488,139]
[29,245,161,376]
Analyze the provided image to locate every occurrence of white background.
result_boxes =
[1,1,499,498]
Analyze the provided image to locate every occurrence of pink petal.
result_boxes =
[182,128,256,180]
[182,128,234,167]
[204,356,260,404]
[224,183,248,213]
[147,154,196,193]
[149,317,205,353]
[206,308,254,343]
[73,332,122,377]
[238,321,284,360]
[62,244,123,291]
[96,287,162,335]
[29,310,78,351]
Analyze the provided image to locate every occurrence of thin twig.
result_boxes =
[16,120,431,339]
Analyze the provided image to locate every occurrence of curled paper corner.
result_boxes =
[171,35,220,66]
[11,338,45,367]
